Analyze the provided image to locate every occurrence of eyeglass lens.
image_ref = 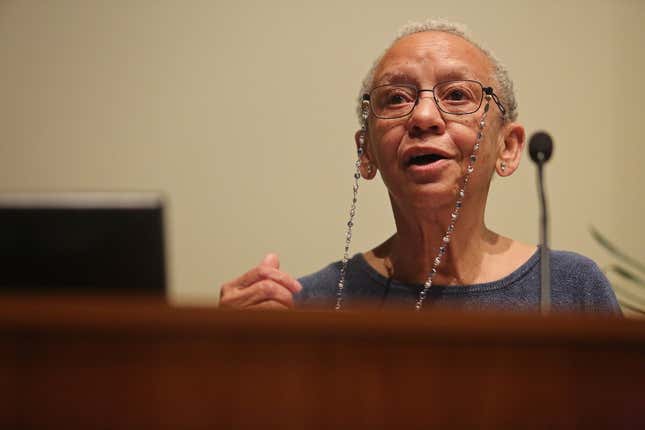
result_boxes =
[371,81,484,118]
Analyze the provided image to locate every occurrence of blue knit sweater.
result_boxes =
[296,249,621,314]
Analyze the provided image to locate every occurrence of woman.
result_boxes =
[219,20,620,314]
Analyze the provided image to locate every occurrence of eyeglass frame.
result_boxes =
[362,80,507,120]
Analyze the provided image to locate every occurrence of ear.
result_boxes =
[496,122,525,177]
[354,129,377,179]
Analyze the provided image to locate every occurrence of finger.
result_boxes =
[229,264,302,294]
[260,253,280,270]
[222,280,295,309]
[240,280,295,308]
[228,253,279,287]
[246,301,290,311]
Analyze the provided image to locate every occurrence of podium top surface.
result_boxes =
[1,295,642,346]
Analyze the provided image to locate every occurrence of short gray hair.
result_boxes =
[357,19,518,125]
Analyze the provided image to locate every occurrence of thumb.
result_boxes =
[260,253,280,269]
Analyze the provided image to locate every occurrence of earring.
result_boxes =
[367,165,372,175]
[500,162,507,173]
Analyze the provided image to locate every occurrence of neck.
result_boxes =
[377,192,498,286]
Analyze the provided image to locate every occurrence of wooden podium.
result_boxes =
[1,296,644,429]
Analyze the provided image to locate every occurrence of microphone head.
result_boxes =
[529,131,553,163]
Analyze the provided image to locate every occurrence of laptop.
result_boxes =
[0,192,166,295]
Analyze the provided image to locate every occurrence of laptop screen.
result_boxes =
[0,192,166,295]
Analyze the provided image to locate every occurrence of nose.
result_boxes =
[408,91,446,138]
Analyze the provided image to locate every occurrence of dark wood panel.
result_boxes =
[1,296,644,429]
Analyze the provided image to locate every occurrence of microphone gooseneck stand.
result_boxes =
[529,132,554,315]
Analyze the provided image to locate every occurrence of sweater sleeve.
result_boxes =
[550,251,622,315]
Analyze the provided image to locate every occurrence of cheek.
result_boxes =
[458,115,499,155]
[480,121,504,161]
[472,128,503,182]
[366,123,405,166]
[446,120,479,156]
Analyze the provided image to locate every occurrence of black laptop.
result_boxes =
[0,192,166,295]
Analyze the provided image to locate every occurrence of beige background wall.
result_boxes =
[1,0,643,304]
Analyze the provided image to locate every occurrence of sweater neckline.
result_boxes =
[352,247,541,294]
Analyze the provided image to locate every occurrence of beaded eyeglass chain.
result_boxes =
[334,93,493,311]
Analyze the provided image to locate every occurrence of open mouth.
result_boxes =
[407,154,447,166]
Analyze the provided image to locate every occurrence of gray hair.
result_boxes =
[357,19,518,125]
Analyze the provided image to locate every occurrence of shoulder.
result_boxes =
[551,249,596,266]
[550,249,605,281]
[294,260,342,309]
[549,249,621,315]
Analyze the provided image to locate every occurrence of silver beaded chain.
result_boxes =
[334,99,369,311]
[335,94,493,311]
[414,95,493,310]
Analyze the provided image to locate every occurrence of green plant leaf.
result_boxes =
[617,300,645,316]
[590,226,645,275]
[607,264,645,288]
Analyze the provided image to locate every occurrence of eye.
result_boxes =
[435,81,479,104]
[383,88,415,106]
[371,85,417,117]
[387,93,407,105]
[445,89,467,101]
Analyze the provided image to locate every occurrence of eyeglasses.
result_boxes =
[364,80,506,119]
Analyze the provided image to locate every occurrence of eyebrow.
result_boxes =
[374,67,480,88]
[373,72,414,88]
[440,67,477,82]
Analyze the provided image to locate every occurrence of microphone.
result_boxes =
[529,131,553,163]
[529,131,554,315]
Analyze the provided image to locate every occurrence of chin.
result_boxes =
[392,183,460,212]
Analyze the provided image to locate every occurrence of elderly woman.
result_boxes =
[220,20,620,314]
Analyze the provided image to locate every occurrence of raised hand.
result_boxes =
[219,253,302,310]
